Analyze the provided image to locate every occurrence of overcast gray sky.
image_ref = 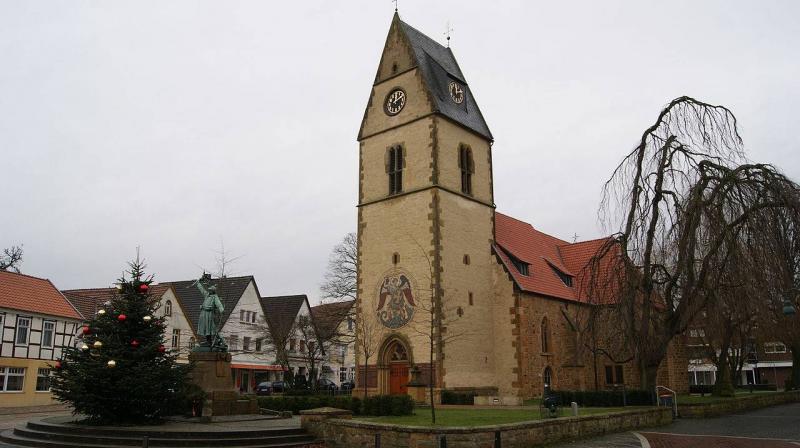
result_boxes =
[1,1,798,303]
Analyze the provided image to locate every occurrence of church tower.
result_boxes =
[355,13,498,397]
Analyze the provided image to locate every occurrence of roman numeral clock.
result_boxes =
[385,89,406,115]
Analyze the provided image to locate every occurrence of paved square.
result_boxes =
[555,403,800,448]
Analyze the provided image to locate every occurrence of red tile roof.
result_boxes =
[0,271,83,320]
[62,285,170,321]
[494,212,615,303]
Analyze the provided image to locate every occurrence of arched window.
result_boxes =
[164,300,172,317]
[387,145,404,195]
[459,145,474,195]
[543,366,553,390]
[541,317,550,353]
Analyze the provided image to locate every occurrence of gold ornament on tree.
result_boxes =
[80,343,89,351]
[107,360,116,368]
[143,315,152,322]
[93,341,103,349]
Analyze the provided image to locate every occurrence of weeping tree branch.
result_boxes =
[582,96,800,391]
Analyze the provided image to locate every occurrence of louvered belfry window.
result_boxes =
[387,145,404,195]
[459,145,474,195]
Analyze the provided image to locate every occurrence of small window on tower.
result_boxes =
[463,254,470,265]
[459,145,474,195]
[468,292,474,306]
[387,145,404,195]
[391,62,398,74]
[392,252,400,265]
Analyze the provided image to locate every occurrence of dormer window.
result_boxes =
[546,261,574,287]
[507,253,529,276]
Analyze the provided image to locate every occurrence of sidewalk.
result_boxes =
[0,405,69,416]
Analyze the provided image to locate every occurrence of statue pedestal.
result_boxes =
[188,351,258,420]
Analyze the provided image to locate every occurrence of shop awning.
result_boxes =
[231,363,286,371]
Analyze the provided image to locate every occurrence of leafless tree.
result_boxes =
[0,245,23,273]
[320,233,358,302]
[354,307,382,399]
[294,314,325,389]
[260,315,298,378]
[584,96,800,392]
[750,206,800,388]
[214,239,242,278]
[409,239,471,424]
[696,243,760,396]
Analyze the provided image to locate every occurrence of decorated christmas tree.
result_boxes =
[52,258,192,424]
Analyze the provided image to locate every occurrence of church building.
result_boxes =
[354,14,688,401]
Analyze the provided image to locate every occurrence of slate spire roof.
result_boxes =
[394,14,493,141]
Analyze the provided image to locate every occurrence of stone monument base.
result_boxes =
[188,351,258,419]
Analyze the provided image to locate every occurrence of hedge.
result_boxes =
[361,394,414,416]
[441,390,476,405]
[550,389,652,407]
[257,394,413,416]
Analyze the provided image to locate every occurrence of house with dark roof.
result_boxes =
[311,300,356,386]
[0,271,82,407]
[260,294,323,383]
[353,13,688,402]
[163,276,284,393]
[62,284,195,363]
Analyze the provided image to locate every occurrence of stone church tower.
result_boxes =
[355,14,689,401]
[355,13,501,397]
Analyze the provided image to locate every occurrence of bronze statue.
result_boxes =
[192,273,227,352]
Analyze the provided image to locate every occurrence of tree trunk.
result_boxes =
[790,344,800,390]
[640,362,659,404]
[362,356,369,399]
[713,343,735,397]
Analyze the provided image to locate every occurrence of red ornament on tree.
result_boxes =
[131,339,140,348]
[117,314,127,322]
[158,345,166,353]
[82,325,91,335]
[138,284,149,294]
[55,361,63,369]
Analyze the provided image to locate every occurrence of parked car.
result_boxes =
[317,378,339,392]
[271,381,288,393]
[340,380,356,391]
[255,382,272,396]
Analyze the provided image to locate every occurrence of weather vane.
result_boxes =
[444,21,454,48]
[573,233,579,243]
[392,0,398,12]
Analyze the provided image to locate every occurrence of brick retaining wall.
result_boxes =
[678,390,800,418]
[304,408,672,448]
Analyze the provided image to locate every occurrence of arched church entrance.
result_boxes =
[381,338,411,395]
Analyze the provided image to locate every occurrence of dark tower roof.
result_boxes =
[398,17,493,141]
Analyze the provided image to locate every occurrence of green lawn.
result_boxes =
[678,390,778,404]
[353,406,629,427]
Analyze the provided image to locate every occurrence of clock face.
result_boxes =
[449,81,464,104]
[385,89,406,115]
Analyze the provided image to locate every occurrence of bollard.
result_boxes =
[440,434,447,448]
[494,430,501,448]
[375,433,381,448]
[141,436,149,448]
[571,402,578,417]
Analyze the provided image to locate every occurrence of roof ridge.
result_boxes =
[558,236,613,248]
[0,270,52,282]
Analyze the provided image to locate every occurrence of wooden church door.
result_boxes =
[389,364,409,395]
